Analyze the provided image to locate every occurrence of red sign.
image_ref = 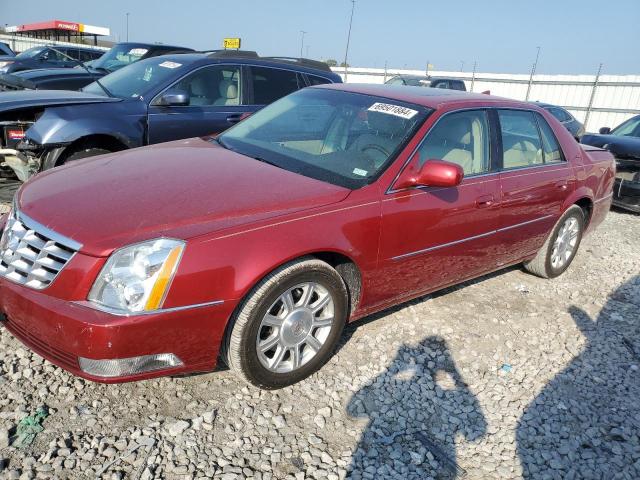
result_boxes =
[7,130,25,140]
[56,21,79,31]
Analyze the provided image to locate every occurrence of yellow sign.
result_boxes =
[223,38,241,49]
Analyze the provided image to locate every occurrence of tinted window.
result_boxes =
[499,110,543,169]
[251,67,301,104]
[536,114,564,163]
[548,107,570,122]
[452,81,466,91]
[306,74,332,86]
[386,77,404,85]
[417,110,490,175]
[433,80,450,89]
[173,66,241,106]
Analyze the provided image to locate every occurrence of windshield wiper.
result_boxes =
[47,46,113,98]
[249,155,283,169]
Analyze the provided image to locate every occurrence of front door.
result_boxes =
[147,65,248,144]
[496,109,576,264]
[376,109,502,305]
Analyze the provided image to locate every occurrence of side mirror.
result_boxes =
[599,127,611,135]
[394,159,464,190]
[154,90,190,107]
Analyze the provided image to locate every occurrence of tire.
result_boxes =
[223,257,348,389]
[524,205,585,279]
[62,147,112,164]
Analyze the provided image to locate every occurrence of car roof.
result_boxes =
[533,101,563,109]
[315,83,537,110]
[115,42,193,51]
[146,53,341,79]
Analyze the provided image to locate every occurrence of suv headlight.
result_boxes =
[88,238,185,314]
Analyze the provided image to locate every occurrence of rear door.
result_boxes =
[496,109,575,265]
[377,108,502,303]
[147,64,246,143]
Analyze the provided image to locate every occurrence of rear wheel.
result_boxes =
[223,258,348,389]
[524,205,585,278]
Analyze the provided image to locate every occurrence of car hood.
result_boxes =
[581,134,640,160]
[16,137,351,257]
[14,67,99,80]
[0,89,120,113]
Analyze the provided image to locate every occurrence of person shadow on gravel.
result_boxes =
[517,276,640,479]
[345,336,487,479]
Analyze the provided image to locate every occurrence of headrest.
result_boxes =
[190,76,209,96]
[443,117,471,145]
[219,80,238,99]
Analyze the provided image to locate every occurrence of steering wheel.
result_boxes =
[361,144,391,157]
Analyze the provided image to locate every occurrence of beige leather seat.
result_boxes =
[502,135,543,168]
[214,80,239,106]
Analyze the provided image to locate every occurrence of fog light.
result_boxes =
[78,353,183,378]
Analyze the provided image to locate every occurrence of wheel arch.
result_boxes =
[54,134,129,167]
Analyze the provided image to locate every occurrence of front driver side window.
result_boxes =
[174,66,241,107]
[416,110,490,176]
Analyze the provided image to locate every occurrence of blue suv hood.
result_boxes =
[0,89,121,113]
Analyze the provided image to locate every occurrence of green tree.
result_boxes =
[325,59,338,67]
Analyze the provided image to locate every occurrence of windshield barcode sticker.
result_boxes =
[368,102,418,119]
[353,168,368,176]
[158,61,182,69]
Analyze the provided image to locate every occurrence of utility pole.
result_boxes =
[525,46,541,101]
[299,30,307,58]
[126,13,129,42]
[584,63,603,131]
[460,60,465,72]
[343,0,355,81]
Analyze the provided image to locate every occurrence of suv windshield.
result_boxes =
[611,116,640,137]
[82,57,186,98]
[219,88,430,189]
[90,44,150,73]
[15,46,46,59]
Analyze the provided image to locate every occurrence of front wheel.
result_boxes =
[524,205,585,278]
[223,258,348,389]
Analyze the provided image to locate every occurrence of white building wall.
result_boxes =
[333,67,640,132]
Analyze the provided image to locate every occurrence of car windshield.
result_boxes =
[15,46,45,59]
[219,88,430,189]
[91,44,150,73]
[82,57,185,98]
[611,116,640,137]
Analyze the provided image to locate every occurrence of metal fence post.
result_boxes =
[383,61,387,83]
[584,63,603,131]
[470,62,477,92]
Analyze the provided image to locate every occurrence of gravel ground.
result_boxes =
[0,209,637,480]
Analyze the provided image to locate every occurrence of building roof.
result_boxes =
[6,20,110,37]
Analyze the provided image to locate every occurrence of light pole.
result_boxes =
[460,60,465,72]
[126,13,129,42]
[299,30,307,58]
[343,0,355,81]
[525,46,541,101]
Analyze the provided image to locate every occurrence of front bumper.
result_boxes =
[0,277,236,383]
[613,177,640,213]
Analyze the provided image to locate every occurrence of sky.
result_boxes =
[1,0,639,75]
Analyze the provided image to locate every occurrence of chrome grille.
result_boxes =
[0,210,80,290]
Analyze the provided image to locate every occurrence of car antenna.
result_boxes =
[46,46,113,98]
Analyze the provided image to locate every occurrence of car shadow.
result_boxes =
[345,336,487,479]
[516,275,640,478]
[336,264,520,355]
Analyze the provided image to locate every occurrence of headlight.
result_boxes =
[88,238,185,314]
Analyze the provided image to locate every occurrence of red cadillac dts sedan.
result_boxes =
[0,84,614,389]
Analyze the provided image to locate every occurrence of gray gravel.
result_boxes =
[0,209,638,479]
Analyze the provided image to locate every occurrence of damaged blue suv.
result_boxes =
[0,50,341,181]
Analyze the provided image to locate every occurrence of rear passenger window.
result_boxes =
[536,113,564,163]
[251,67,302,105]
[498,110,543,169]
[417,110,491,176]
[306,75,332,86]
